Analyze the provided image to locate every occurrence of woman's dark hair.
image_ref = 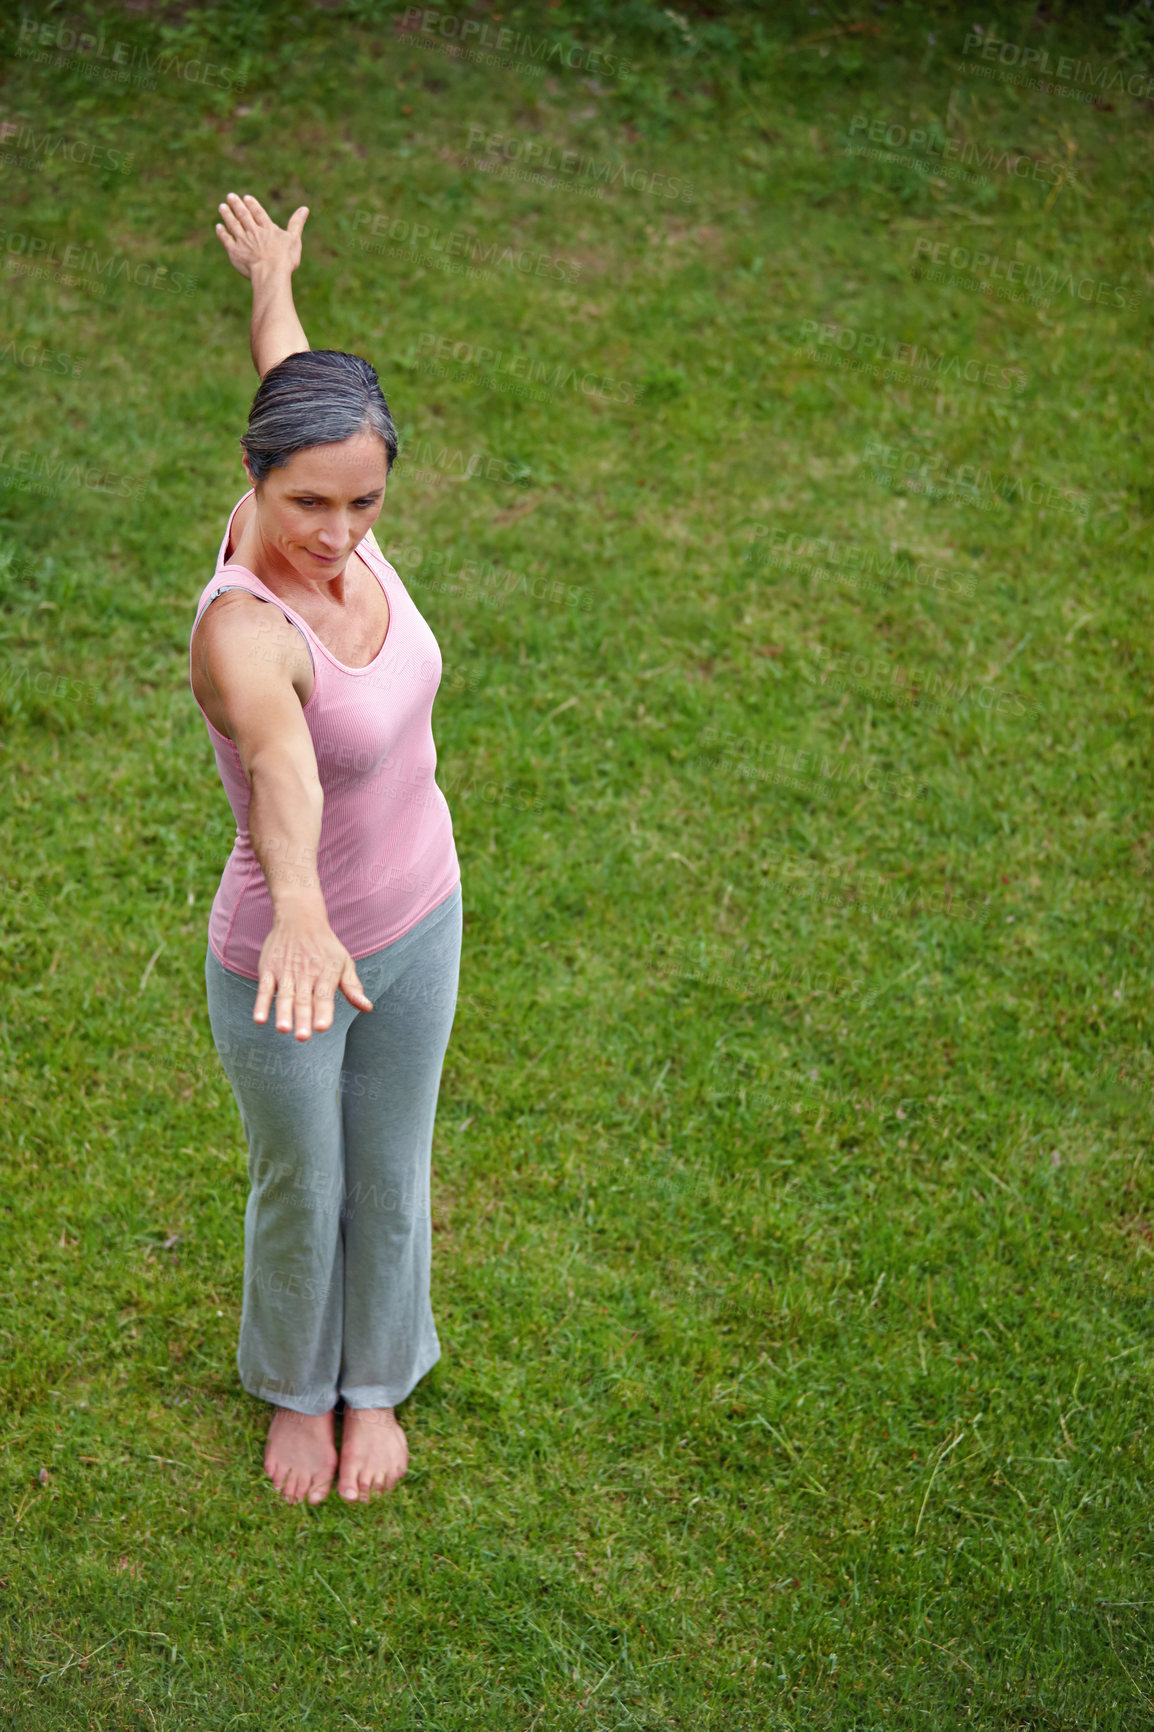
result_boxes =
[239,349,398,483]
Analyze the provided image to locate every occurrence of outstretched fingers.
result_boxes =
[253,967,278,1026]
[213,192,309,276]
[251,924,366,1038]
[216,190,255,241]
[251,968,339,1040]
[277,972,314,1041]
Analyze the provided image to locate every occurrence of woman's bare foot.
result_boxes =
[265,1406,338,1505]
[337,1407,409,1501]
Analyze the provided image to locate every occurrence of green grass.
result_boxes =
[1,0,1153,1725]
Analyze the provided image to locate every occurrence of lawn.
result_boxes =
[1,0,1152,1726]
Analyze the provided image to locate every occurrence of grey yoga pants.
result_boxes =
[203,882,462,1417]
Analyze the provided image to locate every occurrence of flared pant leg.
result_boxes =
[337,887,462,1408]
[203,884,462,1417]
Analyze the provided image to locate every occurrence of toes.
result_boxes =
[337,1462,379,1501]
[335,1412,408,1501]
[267,1449,332,1504]
[364,1464,401,1498]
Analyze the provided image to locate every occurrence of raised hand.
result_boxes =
[215,191,309,280]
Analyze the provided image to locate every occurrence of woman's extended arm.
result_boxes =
[215,191,311,379]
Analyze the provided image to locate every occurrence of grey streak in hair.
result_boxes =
[239,349,398,483]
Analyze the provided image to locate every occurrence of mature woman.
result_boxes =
[189,192,463,1506]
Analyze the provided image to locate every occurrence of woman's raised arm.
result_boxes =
[215,191,311,380]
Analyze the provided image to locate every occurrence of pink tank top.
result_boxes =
[189,489,461,980]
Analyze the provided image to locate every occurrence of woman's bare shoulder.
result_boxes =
[192,585,277,665]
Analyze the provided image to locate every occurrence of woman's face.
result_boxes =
[242,431,390,585]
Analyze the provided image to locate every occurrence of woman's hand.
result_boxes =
[215,191,309,280]
[253,907,373,1040]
